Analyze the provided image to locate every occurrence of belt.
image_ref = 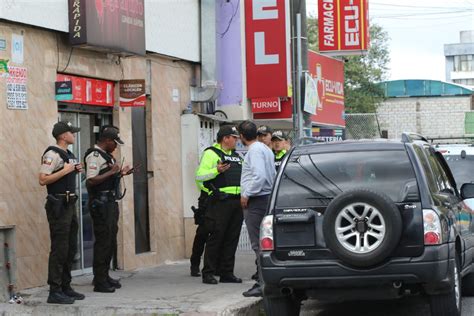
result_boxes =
[52,192,77,203]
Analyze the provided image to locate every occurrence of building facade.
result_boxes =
[445,30,474,88]
[376,80,474,140]
[0,0,201,291]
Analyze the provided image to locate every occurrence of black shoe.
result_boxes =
[62,287,85,300]
[94,282,116,293]
[202,274,218,284]
[47,291,75,304]
[220,274,242,283]
[251,271,259,281]
[242,283,262,297]
[107,276,122,289]
[190,266,201,277]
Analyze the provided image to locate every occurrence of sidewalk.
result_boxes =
[1,252,262,315]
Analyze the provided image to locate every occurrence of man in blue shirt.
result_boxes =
[238,121,276,297]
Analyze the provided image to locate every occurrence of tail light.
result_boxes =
[260,215,274,251]
[423,209,442,245]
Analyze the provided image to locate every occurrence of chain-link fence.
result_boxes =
[345,110,474,142]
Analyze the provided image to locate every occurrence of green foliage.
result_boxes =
[306,17,390,113]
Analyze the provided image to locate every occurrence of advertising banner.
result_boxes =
[6,66,27,110]
[308,50,345,127]
[55,81,73,101]
[245,0,291,99]
[318,0,369,55]
[119,79,146,107]
[68,0,145,55]
[56,74,114,107]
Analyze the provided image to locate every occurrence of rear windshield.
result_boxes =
[444,154,474,186]
[275,150,418,208]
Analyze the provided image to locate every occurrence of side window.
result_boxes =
[414,145,438,194]
[424,146,454,194]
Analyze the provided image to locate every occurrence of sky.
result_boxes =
[307,0,474,82]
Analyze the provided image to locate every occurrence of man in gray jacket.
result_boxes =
[238,120,276,297]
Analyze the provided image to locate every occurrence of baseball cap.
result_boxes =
[52,121,80,138]
[101,126,124,145]
[271,130,287,141]
[217,125,240,138]
[257,125,273,136]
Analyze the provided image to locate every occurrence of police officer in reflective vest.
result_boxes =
[271,130,288,171]
[196,125,244,285]
[39,121,85,304]
[84,126,133,293]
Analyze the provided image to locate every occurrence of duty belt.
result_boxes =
[52,191,76,203]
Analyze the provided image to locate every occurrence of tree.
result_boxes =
[307,16,390,113]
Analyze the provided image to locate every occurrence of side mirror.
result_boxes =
[461,183,474,199]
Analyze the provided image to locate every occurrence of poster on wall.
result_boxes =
[6,66,27,110]
[11,34,24,64]
[119,79,146,107]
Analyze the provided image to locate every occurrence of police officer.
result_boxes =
[196,125,243,284]
[189,189,210,277]
[271,130,288,171]
[84,126,133,293]
[256,125,273,149]
[39,121,85,304]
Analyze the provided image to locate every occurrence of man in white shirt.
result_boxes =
[238,121,276,297]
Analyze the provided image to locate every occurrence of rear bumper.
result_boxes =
[260,243,455,298]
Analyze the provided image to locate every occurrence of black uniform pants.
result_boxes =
[90,197,119,284]
[190,224,208,267]
[202,196,243,277]
[45,198,78,292]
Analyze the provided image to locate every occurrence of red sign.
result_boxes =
[308,50,345,127]
[251,97,281,113]
[120,80,146,107]
[56,74,114,107]
[245,0,291,99]
[253,98,292,120]
[318,0,369,55]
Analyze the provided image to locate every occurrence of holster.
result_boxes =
[46,194,63,219]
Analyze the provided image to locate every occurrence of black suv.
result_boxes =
[259,134,474,316]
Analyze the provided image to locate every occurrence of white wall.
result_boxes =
[0,0,200,62]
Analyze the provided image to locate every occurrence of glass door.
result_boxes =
[59,111,111,274]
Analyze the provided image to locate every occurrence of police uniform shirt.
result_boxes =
[85,145,115,179]
[40,147,77,175]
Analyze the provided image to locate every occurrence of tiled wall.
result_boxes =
[0,21,192,289]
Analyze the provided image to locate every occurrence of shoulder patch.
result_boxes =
[42,156,53,166]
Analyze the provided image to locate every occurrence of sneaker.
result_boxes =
[251,271,259,281]
[242,283,262,297]
[219,274,242,283]
[47,291,75,304]
[62,287,85,300]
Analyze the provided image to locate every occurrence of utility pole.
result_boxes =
[290,0,309,142]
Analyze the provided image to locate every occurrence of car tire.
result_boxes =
[462,271,474,296]
[429,254,462,316]
[323,188,402,267]
[263,295,301,316]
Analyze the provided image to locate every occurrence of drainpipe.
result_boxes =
[191,0,220,103]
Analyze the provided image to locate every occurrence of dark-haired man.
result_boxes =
[238,120,276,297]
[39,121,84,304]
[196,125,243,285]
[84,126,133,293]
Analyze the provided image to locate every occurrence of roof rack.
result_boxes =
[401,132,428,143]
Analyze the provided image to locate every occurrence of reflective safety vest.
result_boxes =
[274,149,287,172]
[196,144,242,195]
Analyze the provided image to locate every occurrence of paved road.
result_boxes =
[301,296,474,316]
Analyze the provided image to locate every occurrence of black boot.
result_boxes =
[190,265,201,277]
[47,290,75,304]
[107,276,122,289]
[94,281,116,293]
[62,286,85,300]
[202,274,218,284]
